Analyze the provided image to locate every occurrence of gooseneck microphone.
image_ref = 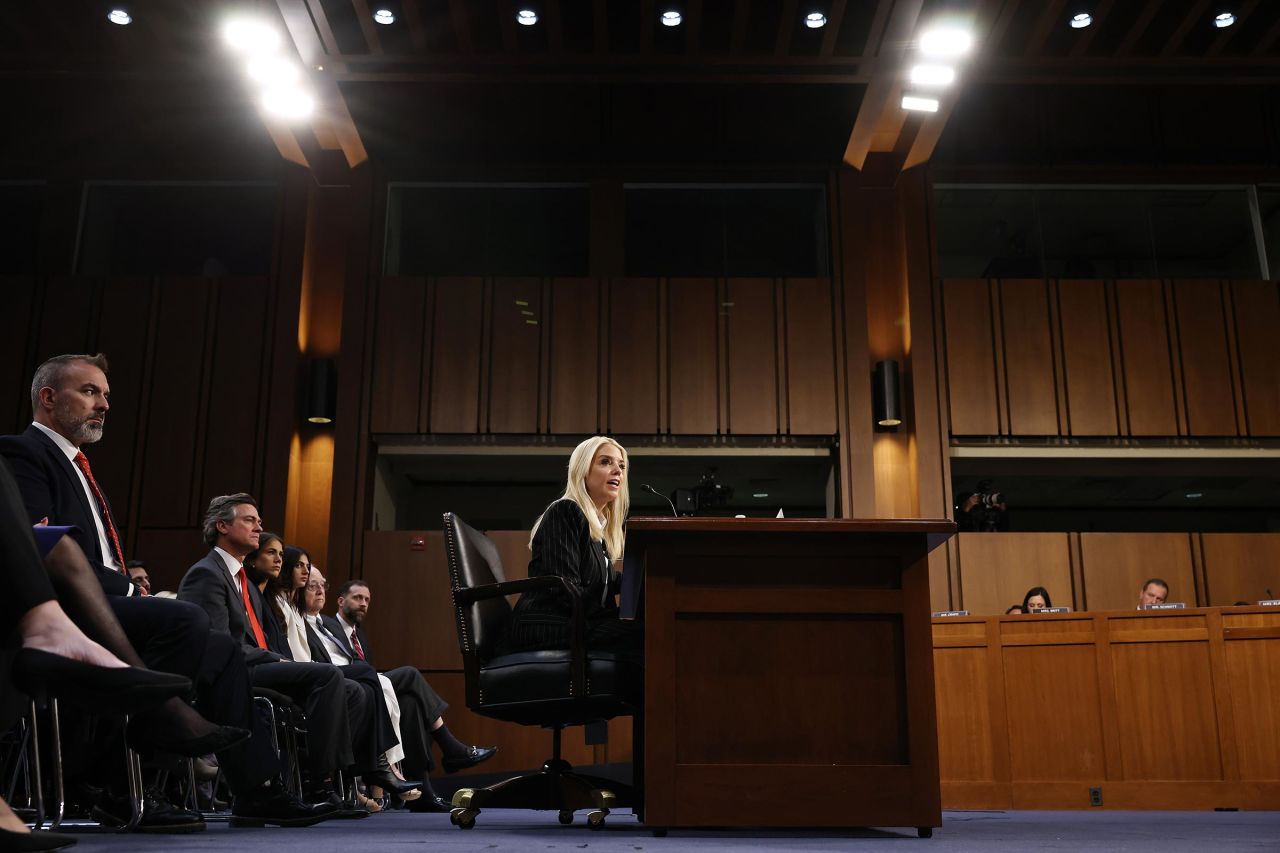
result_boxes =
[641,484,678,518]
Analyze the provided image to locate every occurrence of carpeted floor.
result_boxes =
[41,809,1280,852]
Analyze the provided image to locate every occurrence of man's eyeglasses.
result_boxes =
[306,582,329,591]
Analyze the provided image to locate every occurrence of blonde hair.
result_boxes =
[530,436,629,561]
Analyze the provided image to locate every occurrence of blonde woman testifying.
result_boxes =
[500,436,642,657]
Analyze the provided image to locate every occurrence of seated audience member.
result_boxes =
[1022,586,1052,612]
[1005,604,1025,615]
[312,572,496,811]
[500,435,643,658]
[125,560,151,596]
[1138,578,1169,608]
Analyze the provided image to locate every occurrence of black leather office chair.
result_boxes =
[442,512,641,830]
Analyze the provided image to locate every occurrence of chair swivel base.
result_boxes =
[448,758,630,830]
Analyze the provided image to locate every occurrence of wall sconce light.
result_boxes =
[306,358,337,424]
[873,359,902,428]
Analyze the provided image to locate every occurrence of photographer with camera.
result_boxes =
[955,480,1008,532]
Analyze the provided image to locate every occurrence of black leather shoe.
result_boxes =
[91,789,205,833]
[13,649,192,713]
[230,779,339,828]
[126,715,250,758]
[362,769,422,796]
[0,827,77,851]
[406,795,454,813]
[442,745,498,774]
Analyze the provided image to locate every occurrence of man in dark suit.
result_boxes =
[179,493,414,803]
[0,353,336,829]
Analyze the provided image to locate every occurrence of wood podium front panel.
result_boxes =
[632,517,953,831]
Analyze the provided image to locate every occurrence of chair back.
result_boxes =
[443,513,513,665]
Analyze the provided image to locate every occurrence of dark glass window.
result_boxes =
[933,188,1041,278]
[1038,190,1153,279]
[78,183,278,276]
[386,184,589,276]
[1148,189,1259,279]
[625,185,829,277]
[0,183,43,274]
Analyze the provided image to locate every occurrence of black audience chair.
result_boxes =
[442,512,642,830]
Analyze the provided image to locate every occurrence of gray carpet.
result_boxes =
[44,809,1280,852]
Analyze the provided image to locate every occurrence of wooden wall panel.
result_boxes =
[1114,280,1180,436]
[427,278,484,434]
[1003,643,1105,780]
[725,278,778,435]
[957,532,1073,615]
[608,279,660,434]
[369,277,426,434]
[1079,533,1196,612]
[999,280,1059,435]
[1201,533,1280,605]
[0,276,37,433]
[1230,280,1280,436]
[942,279,999,435]
[35,277,94,367]
[1057,280,1119,436]
[934,644,997,781]
[547,278,599,434]
[361,531,462,671]
[487,278,542,433]
[667,278,719,434]
[1222,624,1280,780]
[782,278,837,435]
[1172,280,1239,437]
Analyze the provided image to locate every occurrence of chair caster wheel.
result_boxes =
[450,807,478,829]
[558,810,574,825]
[587,809,608,829]
[917,826,933,838]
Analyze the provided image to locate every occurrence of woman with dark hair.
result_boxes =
[1022,587,1052,612]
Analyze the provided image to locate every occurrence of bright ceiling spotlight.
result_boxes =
[901,94,940,112]
[805,12,827,29]
[1214,12,1236,28]
[909,64,956,87]
[262,86,315,120]
[246,56,302,86]
[223,18,282,53]
[661,10,682,26]
[107,9,132,26]
[1069,12,1093,29]
[516,9,538,25]
[918,26,972,57]
[373,9,395,25]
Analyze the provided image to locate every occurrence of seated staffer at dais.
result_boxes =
[1138,578,1170,608]
[1022,586,1052,612]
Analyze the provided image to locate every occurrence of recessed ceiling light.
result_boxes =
[1214,12,1236,28]
[246,56,302,86]
[107,9,132,26]
[901,94,940,112]
[918,27,972,57]
[661,11,682,27]
[373,9,395,25]
[805,12,827,29]
[516,9,538,26]
[1070,12,1092,29]
[262,87,314,120]
[752,492,769,499]
[223,19,282,53]
[909,64,956,87]
[1185,491,1204,499]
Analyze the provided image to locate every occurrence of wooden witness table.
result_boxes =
[627,516,955,835]
[932,606,1280,810]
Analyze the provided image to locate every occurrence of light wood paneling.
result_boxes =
[957,532,1073,615]
[934,644,997,781]
[999,280,1059,435]
[782,278,838,435]
[547,278,599,434]
[1230,280,1280,436]
[1172,280,1239,437]
[360,530,462,671]
[1003,643,1105,780]
[487,278,542,433]
[725,278,779,435]
[427,278,484,434]
[1057,279,1119,436]
[369,276,426,434]
[943,279,1000,435]
[1079,533,1196,612]
[667,278,719,434]
[1222,614,1280,780]
[1201,533,1280,605]
[608,278,660,434]
[1114,280,1180,436]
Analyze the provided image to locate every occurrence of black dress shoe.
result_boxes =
[0,827,77,852]
[12,649,192,713]
[125,715,251,758]
[362,769,422,796]
[91,789,206,833]
[442,745,498,774]
[406,795,454,813]
[230,778,340,828]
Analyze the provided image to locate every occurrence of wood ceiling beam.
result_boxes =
[1068,0,1113,58]
[641,0,655,55]
[304,0,343,55]
[1253,10,1280,56]
[498,0,519,53]
[862,0,895,57]
[775,0,798,57]
[842,0,924,170]
[820,0,847,57]
[546,0,564,53]
[685,0,702,56]
[1025,0,1068,58]
[1161,0,1212,57]
[350,0,384,54]
[449,0,473,54]
[1116,0,1162,56]
[402,0,428,54]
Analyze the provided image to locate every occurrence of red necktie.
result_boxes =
[350,629,366,661]
[239,570,269,650]
[73,451,126,573]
